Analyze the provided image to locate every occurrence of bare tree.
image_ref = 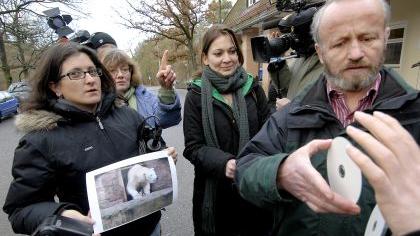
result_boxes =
[4,11,47,80]
[205,0,232,24]
[0,17,13,85]
[121,0,208,72]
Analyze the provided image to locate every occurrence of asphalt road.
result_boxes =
[0,88,194,236]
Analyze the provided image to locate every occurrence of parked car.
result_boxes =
[0,91,19,122]
[8,81,31,103]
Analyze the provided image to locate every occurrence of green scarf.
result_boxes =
[201,65,250,149]
[200,65,249,235]
[123,86,137,111]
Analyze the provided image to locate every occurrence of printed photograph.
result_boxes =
[86,151,177,233]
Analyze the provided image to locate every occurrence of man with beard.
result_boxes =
[235,0,420,235]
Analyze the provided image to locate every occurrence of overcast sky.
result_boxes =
[38,0,237,52]
[71,0,145,52]
[36,0,146,52]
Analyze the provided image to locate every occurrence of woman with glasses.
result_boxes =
[3,43,174,236]
[102,48,181,129]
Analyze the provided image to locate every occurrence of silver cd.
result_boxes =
[326,137,362,203]
[364,205,388,236]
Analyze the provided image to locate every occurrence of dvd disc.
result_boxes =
[364,205,388,236]
[326,137,362,203]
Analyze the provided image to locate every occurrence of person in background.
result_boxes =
[346,111,420,236]
[2,42,177,236]
[267,8,324,111]
[235,0,420,235]
[102,48,181,129]
[183,25,272,236]
[84,32,117,61]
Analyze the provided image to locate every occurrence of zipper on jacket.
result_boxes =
[95,115,121,157]
[96,116,104,130]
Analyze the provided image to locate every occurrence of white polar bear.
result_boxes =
[126,164,158,200]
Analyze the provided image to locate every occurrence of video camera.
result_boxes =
[43,7,90,44]
[251,0,324,63]
[70,30,91,44]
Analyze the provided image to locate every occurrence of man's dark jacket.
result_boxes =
[3,92,160,236]
[236,67,420,236]
[183,76,273,235]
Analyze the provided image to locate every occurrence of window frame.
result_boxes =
[384,22,407,68]
[248,0,259,7]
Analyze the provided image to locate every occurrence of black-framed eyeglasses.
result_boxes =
[59,68,102,80]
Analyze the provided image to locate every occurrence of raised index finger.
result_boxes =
[159,50,169,70]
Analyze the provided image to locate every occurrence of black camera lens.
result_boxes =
[251,35,293,63]
[270,34,292,57]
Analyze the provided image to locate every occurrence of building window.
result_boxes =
[385,24,406,67]
[248,0,259,7]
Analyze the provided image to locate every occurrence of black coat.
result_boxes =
[3,93,160,236]
[183,76,273,236]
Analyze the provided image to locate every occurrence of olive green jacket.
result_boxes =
[237,67,420,236]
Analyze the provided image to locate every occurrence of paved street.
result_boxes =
[0,89,194,236]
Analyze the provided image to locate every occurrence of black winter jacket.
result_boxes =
[183,76,273,236]
[236,67,420,236]
[3,92,160,236]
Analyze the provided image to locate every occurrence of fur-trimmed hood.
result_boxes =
[15,92,123,133]
[15,110,62,133]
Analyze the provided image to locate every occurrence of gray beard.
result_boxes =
[323,45,386,92]
[324,69,378,92]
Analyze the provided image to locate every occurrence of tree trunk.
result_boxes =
[0,29,12,87]
[17,40,29,80]
[187,39,197,73]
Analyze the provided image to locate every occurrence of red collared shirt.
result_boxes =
[327,74,381,127]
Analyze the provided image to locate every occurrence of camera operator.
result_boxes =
[256,4,324,111]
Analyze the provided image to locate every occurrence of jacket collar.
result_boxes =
[15,110,62,133]
[287,67,419,128]
[136,84,147,94]
[52,91,115,117]
[16,92,117,133]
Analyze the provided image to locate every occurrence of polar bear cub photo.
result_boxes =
[126,164,158,200]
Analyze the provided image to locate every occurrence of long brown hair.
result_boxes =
[22,42,115,112]
[195,24,244,77]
